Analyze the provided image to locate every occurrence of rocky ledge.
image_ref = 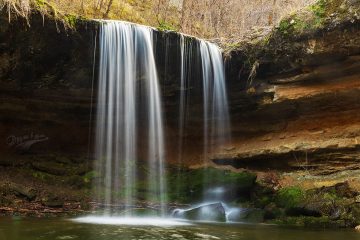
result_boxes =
[206,0,360,228]
[213,0,360,182]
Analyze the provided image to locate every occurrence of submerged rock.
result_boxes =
[173,202,226,222]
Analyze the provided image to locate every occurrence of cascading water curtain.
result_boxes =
[95,21,167,216]
[199,40,231,200]
[200,41,231,161]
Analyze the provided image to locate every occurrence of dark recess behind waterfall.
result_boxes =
[0,12,238,165]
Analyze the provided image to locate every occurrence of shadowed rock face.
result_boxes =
[0,12,97,161]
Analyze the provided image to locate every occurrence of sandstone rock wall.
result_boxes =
[215,1,360,191]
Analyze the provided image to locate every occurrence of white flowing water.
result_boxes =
[199,41,231,208]
[95,21,166,215]
[200,41,231,162]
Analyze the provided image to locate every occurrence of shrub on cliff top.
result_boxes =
[277,0,359,36]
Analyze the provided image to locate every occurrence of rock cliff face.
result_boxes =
[214,0,360,191]
[0,12,95,157]
[0,12,98,213]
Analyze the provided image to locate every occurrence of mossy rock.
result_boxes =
[275,186,305,209]
[8,182,37,201]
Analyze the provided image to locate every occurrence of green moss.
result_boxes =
[276,187,305,209]
[322,192,340,201]
[167,167,256,203]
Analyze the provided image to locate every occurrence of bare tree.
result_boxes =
[104,0,113,18]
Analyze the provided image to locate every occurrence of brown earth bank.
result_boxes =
[0,0,360,229]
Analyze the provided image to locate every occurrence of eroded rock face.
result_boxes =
[213,1,360,191]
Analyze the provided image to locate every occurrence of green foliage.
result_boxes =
[276,0,337,36]
[309,0,327,18]
[82,171,97,184]
[278,15,312,36]
[157,20,178,32]
[308,0,328,28]
[64,14,78,28]
[276,186,305,209]
[34,0,46,7]
[278,18,293,34]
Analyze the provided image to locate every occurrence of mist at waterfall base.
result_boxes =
[75,20,236,226]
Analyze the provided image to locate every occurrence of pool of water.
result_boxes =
[0,216,359,240]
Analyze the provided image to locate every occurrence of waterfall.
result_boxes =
[200,41,231,162]
[95,21,166,215]
[93,20,230,218]
[199,41,231,202]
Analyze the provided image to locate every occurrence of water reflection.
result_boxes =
[0,217,359,240]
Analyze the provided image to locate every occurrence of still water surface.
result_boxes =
[0,216,359,240]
